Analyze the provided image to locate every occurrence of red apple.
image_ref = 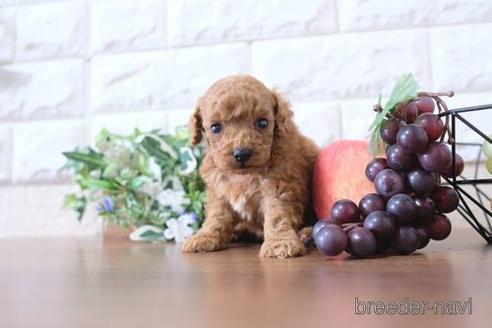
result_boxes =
[312,140,375,219]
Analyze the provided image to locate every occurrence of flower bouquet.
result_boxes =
[61,127,206,242]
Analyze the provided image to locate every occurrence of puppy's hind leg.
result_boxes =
[182,190,234,253]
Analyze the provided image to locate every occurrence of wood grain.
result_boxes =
[0,227,490,328]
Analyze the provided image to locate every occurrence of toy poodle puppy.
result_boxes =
[182,75,319,258]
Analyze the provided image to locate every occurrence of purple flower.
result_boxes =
[179,212,199,224]
[100,197,114,213]
[188,212,199,224]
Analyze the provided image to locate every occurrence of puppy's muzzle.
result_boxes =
[232,148,252,164]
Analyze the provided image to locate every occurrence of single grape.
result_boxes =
[418,142,452,173]
[374,239,392,254]
[397,124,429,154]
[363,210,397,242]
[431,186,459,213]
[314,224,348,257]
[396,101,419,123]
[374,169,406,198]
[407,168,438,196]
[386,193,417,224]
[380,118,405,145]
[413,197,435,224]
[441,153,465,178]
[331,199,360,224]
[415,96,435,114]
[393,226,420,255]
[359,193,386,218]
[313,220,332,238]
[415,227,431,249]
[347,227,376,258]
[386,144,417,172]
[426,213,452,240]
[365,158,389,182]
[414,113,444,142]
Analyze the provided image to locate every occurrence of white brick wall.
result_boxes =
[1,0,491,236]
[252,29,431,100]
[16,3,87,60]
[167,0,337,46]
[0,60,84,119]
[90,0,166,54]
[0,8,15,63]
[12,119,87,183]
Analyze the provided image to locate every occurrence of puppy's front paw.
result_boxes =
[182,234,225,253]
[260,238,305,258]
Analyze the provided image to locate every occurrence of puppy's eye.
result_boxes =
[256,118,268,129]
[210,123,222,134]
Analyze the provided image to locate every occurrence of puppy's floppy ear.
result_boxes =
[271,88,296,138]
[189,101,203,146]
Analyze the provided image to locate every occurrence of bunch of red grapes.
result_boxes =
[314,96,463,258]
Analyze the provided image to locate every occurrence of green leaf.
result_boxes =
[63,150,106,169]
[175,125,189,142]
[129,225,165,242]
[179,147,197,176]
[383,73,418,114]
[139,136,176,166]
[369,74,418,130]
[102,163,119,179]
[139,134,178,158]
[369,129,384,158]
[81,179,118,190]
[140,230,165,240]
[63,193,87,221]
[368,73,419,156]
[129,176,150,190]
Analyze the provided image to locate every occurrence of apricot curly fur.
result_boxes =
[182,75,319,258]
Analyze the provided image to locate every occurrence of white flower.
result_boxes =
[164,215,195,242]
[156,189,190,212]
[103,142,140,170]
[138,180,163,199]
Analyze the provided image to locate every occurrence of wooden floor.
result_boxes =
[0,228,491,328]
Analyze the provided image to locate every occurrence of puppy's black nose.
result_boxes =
[232,148,252,164]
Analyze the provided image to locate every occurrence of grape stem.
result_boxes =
[373,104,383,113]
[371,89,455,154]
[430,93,455,144]
[381,90,455,144]
[342,222,362,232]
[417,91,454,97]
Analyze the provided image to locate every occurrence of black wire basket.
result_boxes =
[438,104,492,244]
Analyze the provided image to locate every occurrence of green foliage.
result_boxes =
[369,74,419,156]
[61,127,206,241]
